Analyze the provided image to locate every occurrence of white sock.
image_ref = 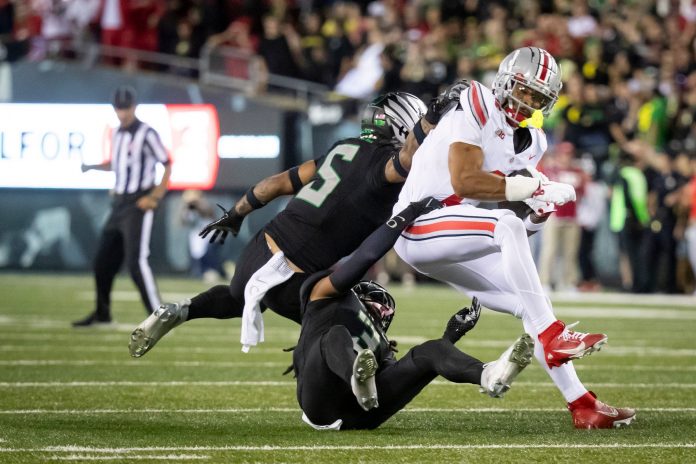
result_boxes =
[523,318,587,403]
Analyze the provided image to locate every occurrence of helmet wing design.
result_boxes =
[361,92,426,144]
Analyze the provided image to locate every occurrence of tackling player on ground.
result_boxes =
[293,196,534,430]
[392,47,635,429]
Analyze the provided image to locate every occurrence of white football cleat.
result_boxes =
[129,300,189,358]
[351,349,379,411]
[480,333,534,398]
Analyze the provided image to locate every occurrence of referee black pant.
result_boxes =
[94,193,160,318]
[296,326,484,430]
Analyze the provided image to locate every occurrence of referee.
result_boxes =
[73,86,172,327]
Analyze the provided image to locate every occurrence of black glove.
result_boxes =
[198,204,244,244]
[424,79,470,124]
[443,297,481,343]
[390,197,443,229]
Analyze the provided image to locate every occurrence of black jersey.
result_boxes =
[264,137,402,273]
[293,272,394,377]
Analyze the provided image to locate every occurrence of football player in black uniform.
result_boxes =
[293,197,534,430]
[129,85,467,357]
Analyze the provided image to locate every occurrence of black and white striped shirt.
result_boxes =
[111,119,170,194]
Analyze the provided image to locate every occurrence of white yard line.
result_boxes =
[0,333,299,344]
[1,444,695,453]
[0,408,297,414]
[76,291,195,302]
[73,289,696,307]
[0,380,694,388]
[0,360,287,367]
[549,291,696,306]
[71,288,696,314]
[570,364,696,371]
[0,407,693,415]
[552,307,696,320]
[0,320,135,331]
[0,381,295,387]
[6,307,692,332]
[593,347,696,356]
[0,330,299,342]
[2,343,695,356]
[401,407,696,413]
[1,360,695,373]
[49,454,208,461]
[0,345,285,355]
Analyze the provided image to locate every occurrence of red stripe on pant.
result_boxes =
[406,220,496,235]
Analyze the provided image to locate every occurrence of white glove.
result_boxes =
[523,197,557,217]
[522,165,549,183]
[532,180,576,205]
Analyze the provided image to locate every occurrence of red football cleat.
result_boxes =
[568,391,636,429]
[539,320,607,368]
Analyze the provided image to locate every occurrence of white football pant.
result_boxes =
[395,204,587,402]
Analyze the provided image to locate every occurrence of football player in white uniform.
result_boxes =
[393,47,635,429]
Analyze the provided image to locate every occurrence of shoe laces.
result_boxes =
[559,321,587,341]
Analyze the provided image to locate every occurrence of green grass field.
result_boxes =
[1,273,695,463]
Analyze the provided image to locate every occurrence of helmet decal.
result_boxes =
[534,48,559,87]
[361,92,426,145]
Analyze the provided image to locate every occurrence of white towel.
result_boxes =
[241,251,294,352]
[301,412,343,431]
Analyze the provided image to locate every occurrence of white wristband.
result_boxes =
[523,214,546,232]
[505,176,540,201]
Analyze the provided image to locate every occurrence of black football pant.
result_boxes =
[94,194,160,318]
[640,225,677,293]
[187,229,306,324]
[297,325,484,430]
[618,225,647,293]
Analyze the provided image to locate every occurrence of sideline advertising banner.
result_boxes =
[0,104,219,190]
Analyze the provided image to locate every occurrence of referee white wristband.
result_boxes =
[505,176,540,201]
[523,214,546,232]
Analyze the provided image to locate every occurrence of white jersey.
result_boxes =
[394,81,548,213]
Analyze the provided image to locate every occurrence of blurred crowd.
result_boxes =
[2,0,696,293]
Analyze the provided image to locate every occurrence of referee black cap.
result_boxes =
[112,86,137,109]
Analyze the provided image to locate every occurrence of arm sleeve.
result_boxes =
[329,205,417,293]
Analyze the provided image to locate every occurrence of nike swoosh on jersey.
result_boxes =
[552,342,586,356]
[597,407,620,418]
